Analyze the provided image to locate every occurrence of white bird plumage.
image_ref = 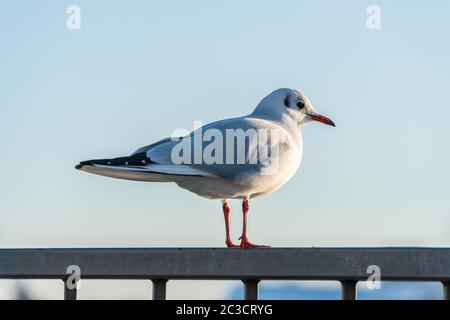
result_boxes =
[76,88,335,248]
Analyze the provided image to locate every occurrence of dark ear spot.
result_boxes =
[284,95,290,108]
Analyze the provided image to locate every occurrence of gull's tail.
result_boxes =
[75,152,217,182]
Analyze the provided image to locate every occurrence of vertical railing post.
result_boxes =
[63,279,77,300]
[443,282,450,300]
[152,279,168,300]
[242,279,260,300]
[340,280,357,300]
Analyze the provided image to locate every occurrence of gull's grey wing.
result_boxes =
[134,116,286,181]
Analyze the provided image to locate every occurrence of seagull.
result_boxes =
[76,88,335,248]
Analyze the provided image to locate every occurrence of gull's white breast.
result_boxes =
[173,118,303,199]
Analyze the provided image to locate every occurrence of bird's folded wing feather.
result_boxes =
[78,162,218,182]
[132,116,286,181]
[93,164,218,177]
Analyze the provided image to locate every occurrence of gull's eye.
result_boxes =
[297,100,305,110]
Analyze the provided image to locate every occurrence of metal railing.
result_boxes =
[1,247,450,300]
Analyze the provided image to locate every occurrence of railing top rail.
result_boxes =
[1,247,450,281]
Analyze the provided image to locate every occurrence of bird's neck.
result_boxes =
[251,109,299,131]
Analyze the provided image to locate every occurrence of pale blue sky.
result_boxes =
[1,0,450,252]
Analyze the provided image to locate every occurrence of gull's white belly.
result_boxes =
[246,133,303,198]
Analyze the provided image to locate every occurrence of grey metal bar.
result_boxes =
[152,279,168,300]
[1,248,450,281]
[63,279,77,300]
[341,280,357,300]
[243,280,259,300]
[443,282,450,300]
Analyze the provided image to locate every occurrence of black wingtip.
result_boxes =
[75,160,94,170]
[75,153,153,171]
[75,163,84,170]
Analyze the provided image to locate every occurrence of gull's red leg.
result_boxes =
[222,200,238,248]
[239,198,270,249]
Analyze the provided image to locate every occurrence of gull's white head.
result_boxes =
[252,88,335,127]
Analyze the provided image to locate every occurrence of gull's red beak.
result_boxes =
[309,114,335,127]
